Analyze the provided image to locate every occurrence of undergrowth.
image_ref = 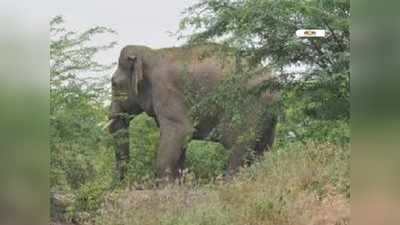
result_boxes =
[81,141,349,225]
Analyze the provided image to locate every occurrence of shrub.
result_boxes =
[86,141,350,225]
[127,114,160,183]
[185,140,228,180]
[74,181,107,213]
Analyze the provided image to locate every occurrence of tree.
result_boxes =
[50,16,117,218]
[50,15,117,103]
[179,0,350,144]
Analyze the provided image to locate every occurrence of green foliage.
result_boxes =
[50,15,117,103]
[276,88,350,146]
[127,114,160,182]
[180,0,350,145]
[50,15,117,216]
[87,142,350,225]
[74,180,108,213]
[185,140,228,180]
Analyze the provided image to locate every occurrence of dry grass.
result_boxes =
[83,142,349,225]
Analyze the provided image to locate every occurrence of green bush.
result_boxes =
[127,113,160,182]
[50,15,117,202]
[185,140,228,180]
[74,180,107,213]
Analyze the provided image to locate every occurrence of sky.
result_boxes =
[49,0,200,64]
[0,0,201,86]
[0,0,308,87]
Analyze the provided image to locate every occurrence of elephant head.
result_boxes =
[108,46,156,181]
[109,46,156,120]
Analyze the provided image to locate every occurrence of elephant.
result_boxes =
[107,44,278,181]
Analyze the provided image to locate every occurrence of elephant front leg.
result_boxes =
[156,122,192,181]
[109,117,130,181]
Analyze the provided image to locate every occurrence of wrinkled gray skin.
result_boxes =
[108,45,277,181]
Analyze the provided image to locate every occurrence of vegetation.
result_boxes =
[50,15,116,218]
[50,0,349,224]
[179,0,350,145]
[85,142,349,225]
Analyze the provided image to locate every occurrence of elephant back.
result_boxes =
[158,43,236,77]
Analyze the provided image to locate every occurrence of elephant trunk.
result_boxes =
[108,101,131,181]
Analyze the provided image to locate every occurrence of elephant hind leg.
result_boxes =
[216,124,245,177]
[254,115,277,158]
[223,117,277,177]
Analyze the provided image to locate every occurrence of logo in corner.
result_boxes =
[296,29,326,38]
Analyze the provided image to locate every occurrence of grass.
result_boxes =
[81,141,349,225]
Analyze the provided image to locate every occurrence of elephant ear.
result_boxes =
[128,55,144,95]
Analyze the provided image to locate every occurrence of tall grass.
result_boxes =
[83,141,349,225]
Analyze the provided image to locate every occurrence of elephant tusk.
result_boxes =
[102,119,115,130]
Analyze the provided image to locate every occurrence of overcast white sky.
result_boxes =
[50,0,200,64]
[0,0,202,86]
